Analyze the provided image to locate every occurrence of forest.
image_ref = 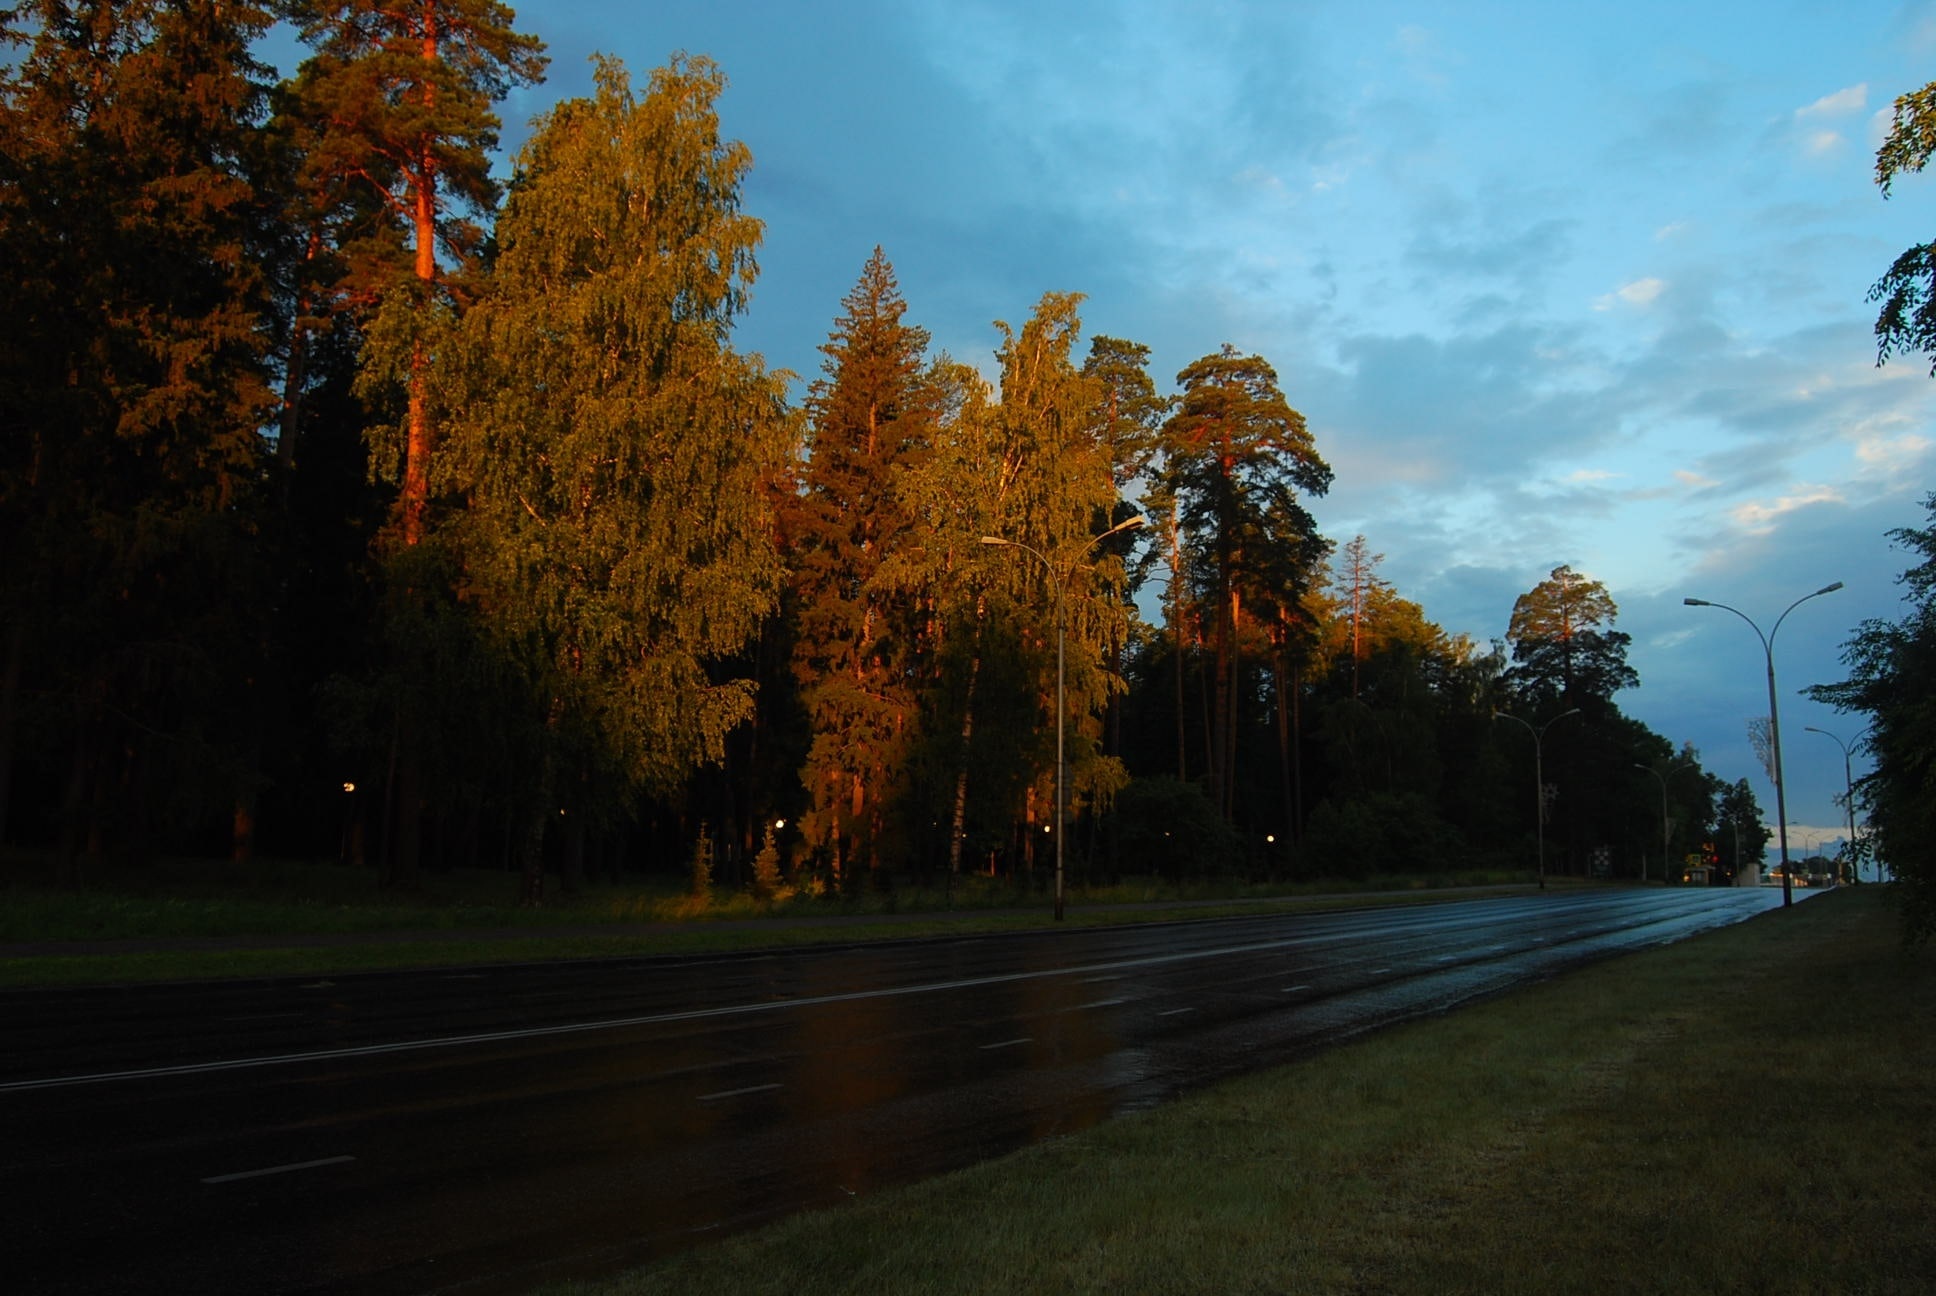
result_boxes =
[0,2,1776,903]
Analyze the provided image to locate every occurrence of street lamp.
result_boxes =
[982,514,1145,921]
[1492,708,1579,890]
[1683,581,1842,907]
[1632,762,1681,884]
[1804,726,1859,885]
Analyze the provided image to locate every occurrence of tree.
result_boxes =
[1160,346,1331,819]
[0,1,281,865]
[1715,777,1772,885]
[445,55,792,904]
[786,249,936,880]
[286,0,545,545]
[1808,493,1936,942]
[1869,81,1936,373]
[1332,535,1392,699]
[1505,565,1638,707]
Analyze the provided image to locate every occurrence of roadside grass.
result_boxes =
[0,851,1537,987]
[537,886,1934,1296]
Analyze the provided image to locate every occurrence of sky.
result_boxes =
[479,0,1934,861]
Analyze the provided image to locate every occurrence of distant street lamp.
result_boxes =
[1683,581,1842,907]
[1804,726,1860,885]
[1492,708,1579,890]
[1632,762,1687,884]
[982,514,1145,921]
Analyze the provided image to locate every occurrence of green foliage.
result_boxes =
[689,823,715,897]
[1809,492,1936,941]
[1303,790,1461,877]
[1504,565,1637,706]
[1108,777,1241,879]
[786,248,936,874]
[1871,82,1936,373]
[0,1,285,864]
[445,54,791,830]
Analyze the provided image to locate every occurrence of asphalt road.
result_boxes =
[1,886,1790,1294]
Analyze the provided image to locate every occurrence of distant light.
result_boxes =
[1266,834,1275,844]
[342,782,355,794]
[774,818,786,830]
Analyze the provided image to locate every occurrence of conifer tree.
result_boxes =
[0,1,280,862]
[285,0,545,545]
[1160,346,1331,819]
[786,249,936,880]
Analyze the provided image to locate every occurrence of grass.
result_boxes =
[0,852,1537,987]
[535,885,1934,1296]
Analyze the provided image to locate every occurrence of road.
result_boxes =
[1,886,1790,1294]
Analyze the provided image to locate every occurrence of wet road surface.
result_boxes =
[1,887,1791,1293]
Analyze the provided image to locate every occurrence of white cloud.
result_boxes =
[1566,468,1620,483]
[1728,484,1846,534]
[1675,469,1718,489]
[1655,221,1690,241]
[1594,277,1666,310]
[1795,84,1866,120]
[1803,129,1845,157]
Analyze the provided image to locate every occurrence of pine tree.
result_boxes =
[285,0,545,545]
[1160,346,1331,819]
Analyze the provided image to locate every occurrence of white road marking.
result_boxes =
[0,923,1475,1094]
[1281,985,1310,993]
[979,1037,1032,1050]
[201,1155,354,1185]
[697,1083,781,1103]
[1074,998,1126,1011]
[1158,1007,1195,1017]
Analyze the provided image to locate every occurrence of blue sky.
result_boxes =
[489,0,1934,861]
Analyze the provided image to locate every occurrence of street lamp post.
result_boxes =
[1683,581,1842,907]
[1633,763,1673,884]
[982,514,1145,921]
[1492,708,1579,890]
[1804,726,1860,885]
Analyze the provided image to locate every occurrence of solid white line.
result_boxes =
[979,1037,1032,1051]
[201,1155,354,1185]
[1370,968,1392,974]
[697,1083,781,1103]
[1282,985,1310,993]
[1158,1007,1195,1017]
[1074,998,1126,1011]
[0,927,1361,1094]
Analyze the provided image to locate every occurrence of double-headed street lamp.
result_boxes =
[982,514,1145,921]
[1492,708,1579,890]
[1804,725,1861,884]
[1683,581,1842,906]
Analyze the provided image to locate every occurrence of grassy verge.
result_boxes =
[0,855,1538,987]
[538,886,1933,1296]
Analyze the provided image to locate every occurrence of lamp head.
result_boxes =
[979,536,1008,547]
[1816,581,1844,596]
[1683,597,1710,607]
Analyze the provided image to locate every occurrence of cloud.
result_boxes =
[1594,277,1666,310]
[1794,84,1866,120]
[1729,484,1847,534]
[1567,468,1620,483]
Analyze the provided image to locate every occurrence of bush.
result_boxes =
[1107,777,1243,880]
